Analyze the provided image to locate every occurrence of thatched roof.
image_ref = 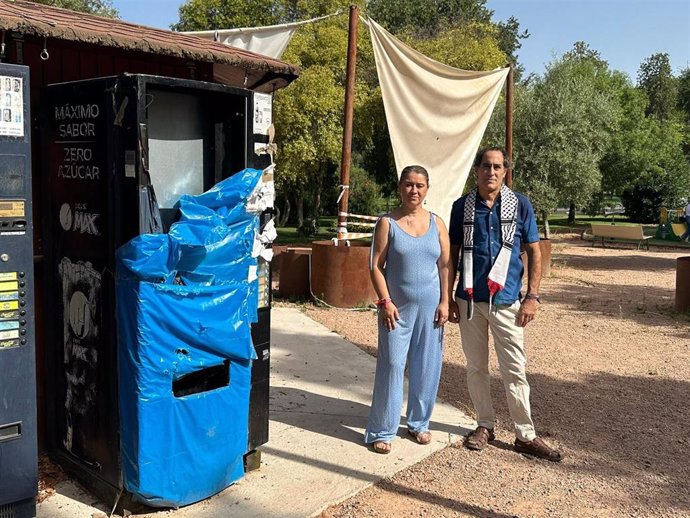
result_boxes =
[0,0,299,88]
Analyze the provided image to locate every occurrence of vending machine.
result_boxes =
[0,63,37,518]
[41,74,272,504]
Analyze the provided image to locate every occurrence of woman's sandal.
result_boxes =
[372,441,391,454]
[408,429,432,445]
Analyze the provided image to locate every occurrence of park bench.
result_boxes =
[589,223,652,250]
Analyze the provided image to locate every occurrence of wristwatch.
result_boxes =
[523,293,541,303]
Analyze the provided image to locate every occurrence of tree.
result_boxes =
[173,0,518,227]
[637,53,677,121]
[172,0,290,31]
[510,54,621,236]
[678,67,690,122]
[30,0,118,17]
[617,120,689,222]
[601,62,689,222]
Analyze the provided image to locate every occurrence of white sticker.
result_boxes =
[0,329,19,340]
[0,75,24,137]
[253,93,272,135]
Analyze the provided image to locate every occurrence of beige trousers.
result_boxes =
[458,298,536,441]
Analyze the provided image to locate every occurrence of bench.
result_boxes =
[590,223,652,250]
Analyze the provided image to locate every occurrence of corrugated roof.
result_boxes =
[0,0,299,85]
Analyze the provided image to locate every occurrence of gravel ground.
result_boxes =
[293,236,690,518]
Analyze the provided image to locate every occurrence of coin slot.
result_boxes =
[0,421,21,442]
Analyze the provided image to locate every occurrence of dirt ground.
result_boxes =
[295,236,690,518]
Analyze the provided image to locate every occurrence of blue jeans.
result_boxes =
[682,216,690,241]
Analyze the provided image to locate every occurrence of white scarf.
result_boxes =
[462,185,518,319]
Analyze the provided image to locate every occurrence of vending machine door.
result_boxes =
[0,63,37,518]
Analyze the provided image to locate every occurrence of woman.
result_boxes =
[364,165,451,454]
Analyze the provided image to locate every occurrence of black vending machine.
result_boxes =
[0,64,37,518]
[41,74,272,504]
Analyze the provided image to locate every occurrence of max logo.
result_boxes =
[59,203,100,235]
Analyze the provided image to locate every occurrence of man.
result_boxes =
[448,146,563,462]
[681,201,690,242]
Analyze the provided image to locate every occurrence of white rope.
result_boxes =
[345,221,376,228]
[333,232,373,240]
[337,184,350,203]
[339,212,380,221]
[186,11,343,37]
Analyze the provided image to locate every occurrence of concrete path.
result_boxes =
[38,308,474,518]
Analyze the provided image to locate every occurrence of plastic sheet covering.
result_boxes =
[116,168,267,507]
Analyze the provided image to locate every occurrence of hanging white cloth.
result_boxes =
[184,12,340,59]
[367,17,509,223]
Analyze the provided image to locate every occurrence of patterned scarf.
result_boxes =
[462,184,518,319]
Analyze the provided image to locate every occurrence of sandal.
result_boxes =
[514,437,564,462]
[465,426,495,451]
[408,429,432,445]
[372,441,391,454]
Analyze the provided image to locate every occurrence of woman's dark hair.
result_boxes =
[399,165,429,186]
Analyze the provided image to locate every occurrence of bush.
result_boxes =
[620,185,665,223]
[297,218,318,237]
[347,166,381,216]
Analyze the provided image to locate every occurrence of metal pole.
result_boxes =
[505,62,514,189]
[336,5,359,240]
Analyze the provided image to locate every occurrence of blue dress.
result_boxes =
[365,214,444,443]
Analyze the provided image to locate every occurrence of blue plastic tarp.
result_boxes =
[116,169,265,507]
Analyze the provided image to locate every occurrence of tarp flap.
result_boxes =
[179,168,264,225]
[118,233,180,282]
[116,168,267,507]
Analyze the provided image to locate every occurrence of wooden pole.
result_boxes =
[505,62,514,188]
[336,5,359,240]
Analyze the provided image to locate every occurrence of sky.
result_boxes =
[112,0,689,80]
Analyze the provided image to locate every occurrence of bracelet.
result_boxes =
[523,293,541,303]
[375,297,392,308]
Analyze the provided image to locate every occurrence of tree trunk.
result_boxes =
[313,190,321,227]
[296,194,304,228]
[567,202,576,225]
[277,197,290,227]
[313,169,323,228]
[541,210,551,240]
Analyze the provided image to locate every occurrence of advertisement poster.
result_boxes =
[0,75,23,137]
[253,92,272,135]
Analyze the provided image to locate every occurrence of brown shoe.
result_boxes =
[514,437,563,462]
[465,426,495,451]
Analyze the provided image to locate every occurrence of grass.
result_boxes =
[275,213,689,248]
[549,213,690,248]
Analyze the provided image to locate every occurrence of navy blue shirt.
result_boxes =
[449,192,539,304]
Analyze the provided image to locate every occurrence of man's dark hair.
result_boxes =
[474,146,511,169]
[399,165,429,186]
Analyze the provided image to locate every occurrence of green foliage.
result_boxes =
[403,22,506,71]
[637,53,678,121]
[273,15,353,219]
[679,67,690,122]
[620,184,665,223]
[172,0,290,31]
[347,165,381,215]
[366,0,490,36]
[31,0,118,17]
[600,65,689,223]
[511,52,620,220]
[173,0,520,224]
[297,218,318,236]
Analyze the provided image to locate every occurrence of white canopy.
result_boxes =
[367,18,508,222]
